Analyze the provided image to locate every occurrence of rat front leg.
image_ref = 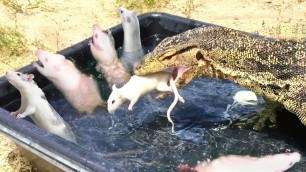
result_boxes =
[16,106,35,119]
[11,97,27,117]
[11,111,20,117]
[128,96,140,111]
[11,108,24,117]
[11,105,24,116]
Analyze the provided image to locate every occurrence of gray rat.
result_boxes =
[118,7,145,74]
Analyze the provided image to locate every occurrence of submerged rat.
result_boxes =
[33,49,106,115]
[118,7,144,73]
[108,67,188,132]
[179,152,301,172]
[89,24,131,88]
[5,71,77,143]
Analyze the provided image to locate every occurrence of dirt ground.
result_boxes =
[0,0,305,171]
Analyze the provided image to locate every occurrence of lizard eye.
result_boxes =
[135,64,141,70]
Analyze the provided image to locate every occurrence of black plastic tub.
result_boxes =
[0,12,306,172]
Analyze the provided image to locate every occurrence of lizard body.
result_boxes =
[135,26,306,126]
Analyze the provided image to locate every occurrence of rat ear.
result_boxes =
[59,54,66,60]
[27,74,34,82]
[132,10,139,15]
[105,29,112,35]
[107,30,115,45]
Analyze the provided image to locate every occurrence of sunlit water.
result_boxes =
[4,35,306,171]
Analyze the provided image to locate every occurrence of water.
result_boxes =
[3,34,305,171]
[42,76,305,171]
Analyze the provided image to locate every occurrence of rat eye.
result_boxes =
[17,73,21,76]
[120,10,123,14]
[112,100,115,104]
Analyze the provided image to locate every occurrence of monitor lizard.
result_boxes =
[134,26,306,129]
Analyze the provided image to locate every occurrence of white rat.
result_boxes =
[118,7,145,73]
[5,71,77,143]
[108,67,188,132]
[183,152,301,172]
[89,24,131,88]
[33,49,106,115]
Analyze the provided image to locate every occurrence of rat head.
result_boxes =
[118,7,139,31]
[268,152,301,171]
[89,24,116,64]
[107,85,126,114]
[33,49,67,78]
[5,71,35,90]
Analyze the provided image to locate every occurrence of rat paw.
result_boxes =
[16,114,26,119]
[10,112,17,116]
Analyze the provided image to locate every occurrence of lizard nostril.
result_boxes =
[195,50,204,61]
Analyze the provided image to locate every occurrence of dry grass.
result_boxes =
[116,0,171,12]
[1,0,44,14]
[0,26,27,56]
[182,0,195,18]
[0,0,305,171]
[0,134,36,172]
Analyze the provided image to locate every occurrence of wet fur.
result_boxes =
[89,24,131,88]
[5,71,77,143]
[33,49,106,115]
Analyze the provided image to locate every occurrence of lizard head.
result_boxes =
[134,27,212,87]
[134,27,212,74]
